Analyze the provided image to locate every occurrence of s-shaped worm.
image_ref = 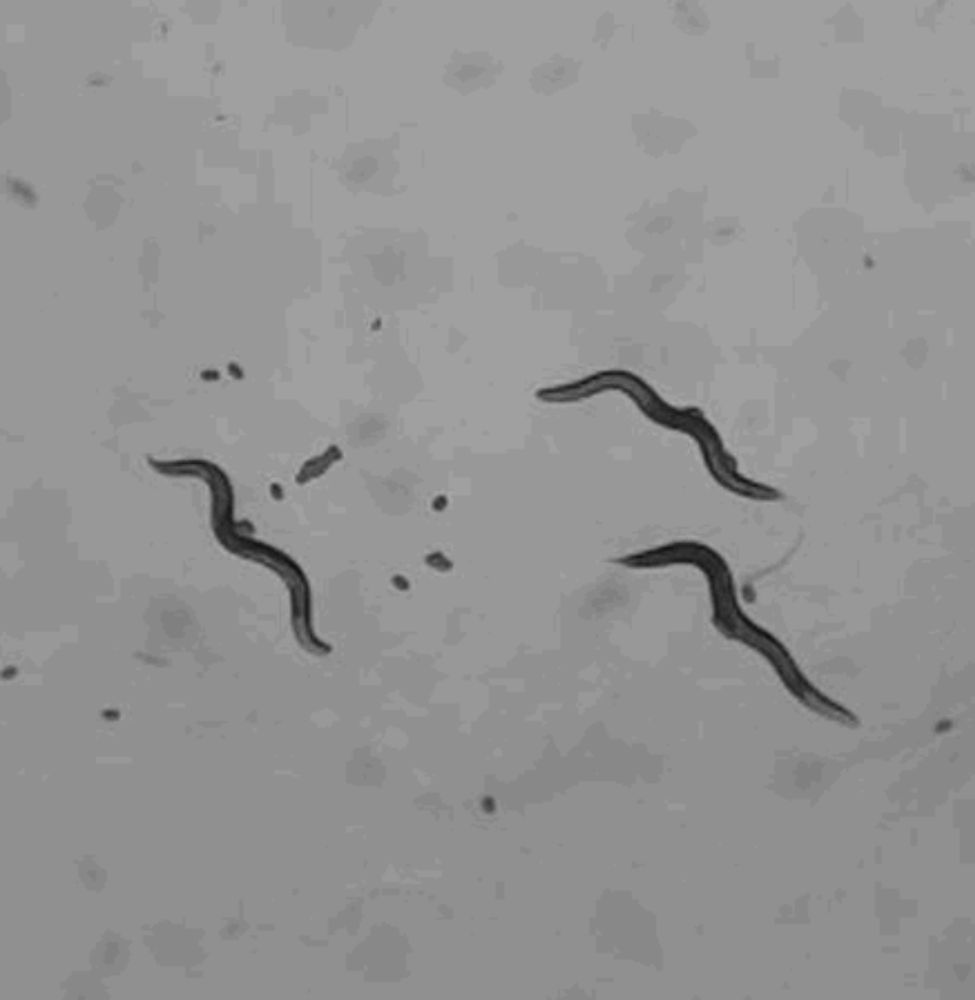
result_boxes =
[610,539,859,729]
[535,369,785,502]
[147,455,333,656]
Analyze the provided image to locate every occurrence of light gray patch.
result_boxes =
[485,722,667,816]
[631,109,699,158]
[336,227,454,313]
[765,751,839,802]
[924,916,975,996]
[83,176,126,230]
[956,797,975,864]
[280,0,383,51]
[0,69,11,124]
[328,897,366,937]
[137,237,161,292]
[442,50,503,94]
[624,189,705,257]
[185,0,222,25]
[141,919,208,974]
[576,575,634,621]
[269,89,330,135]
[333,135,402,196]
[362,467,420,516]
[809,654,859,679]
[592,12,619,49]
[87,929,133,978]
[774,892,812,925]
[75,853,109,892]
[747,43,780,79]
[827,357,852,382]
[4,174,37,207]
[836,88,902,157]
[346,744,387,787]
[494,241,609,312]
[553,986,596,1000]
[346,411,390,448]
[58,970,111,1000]
[671,0,710,36]
[900,336,929,370]
[344,922,412,982]
[705,216,743,245]
[413,790,453,820]
[916,0,951,31]
[874,882,919,936]
[529,54,582,96]
[826,3,864,43]
[589,888,663,970]
[791,204,866,302]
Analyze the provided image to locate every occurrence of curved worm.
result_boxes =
[147,455,333,656]
[610,539,859,729]
[535,369,784,502]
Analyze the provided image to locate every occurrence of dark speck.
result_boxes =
[269,482,284,501]
[863,254,875,269]
[425,551,453,572]
[101,708,121,721]
[479,795,496,815]
[227,362,244,379]
[934,717,954,734]
[1,665,19,680]
[391,574,411,591]
[431,494,448,512]
[370,317,383,331]
[741,582,757,604]
[200,368,221,382]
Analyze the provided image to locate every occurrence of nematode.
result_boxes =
[147,455,333,656]
[610,539,859,728]
[535,369,784,502]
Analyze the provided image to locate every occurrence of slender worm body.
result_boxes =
[611,539,860,729]
[147,455,333,656]
[535,369,785,502]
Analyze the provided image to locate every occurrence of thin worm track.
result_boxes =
[535,369,784,502]
[147,455,333,656]
[610,539,860,729]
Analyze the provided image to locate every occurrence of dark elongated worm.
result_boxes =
[147,455,333,656]
[610,539,859,728]
[535,369,784,502]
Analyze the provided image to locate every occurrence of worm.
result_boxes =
[535,369,785,502]
[147,455,333,656]
[740,528,806,604]
[610,539,860,729]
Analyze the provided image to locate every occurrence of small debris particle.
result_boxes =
[269,482,284,501]
[101,707,121,721]
[391,574,411,591]
[431,494,448,512]
[479,795,497,815]
[295,443,343,485]
[370,317,383,331]
[1,665,19,681]
[227,361,244,379]
[200,368,221,382]
[4,175,38,208]
[934,717,954,734]
[424,551,453,572]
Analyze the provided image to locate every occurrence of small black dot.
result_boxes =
[391,574,411,591]
[227,361,244,379]
[425,551,454,572]
[431,494,448,512]
[370,317,383,331]
[741,582,757,604]
[1,665,19,680]
[269,482,284,500]
[479,795,496,815]
[934,717,954,734]
[200,368,221,382]
[101,708,121,721]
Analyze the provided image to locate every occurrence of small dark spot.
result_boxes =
[479,795,497,815]
[200,368,221,382]
[1,665,19,680]
[424,551,453,572]
[863,253,875,269]
[741,582,757,604]
[391,574,411,591]
[934,717,954,734]
[295,443,343,485]
[101,707,121,721]
[226,361,244,379]
[431,494,448,512]
[86,71,112,87]
[4,175,38,208]
[269,482,284,501]
[370,316,383,331]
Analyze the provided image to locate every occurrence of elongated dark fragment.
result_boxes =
[295,443,343,486]
[535,369,785,502]
[147,455,332,656]
[611,539,859,728]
